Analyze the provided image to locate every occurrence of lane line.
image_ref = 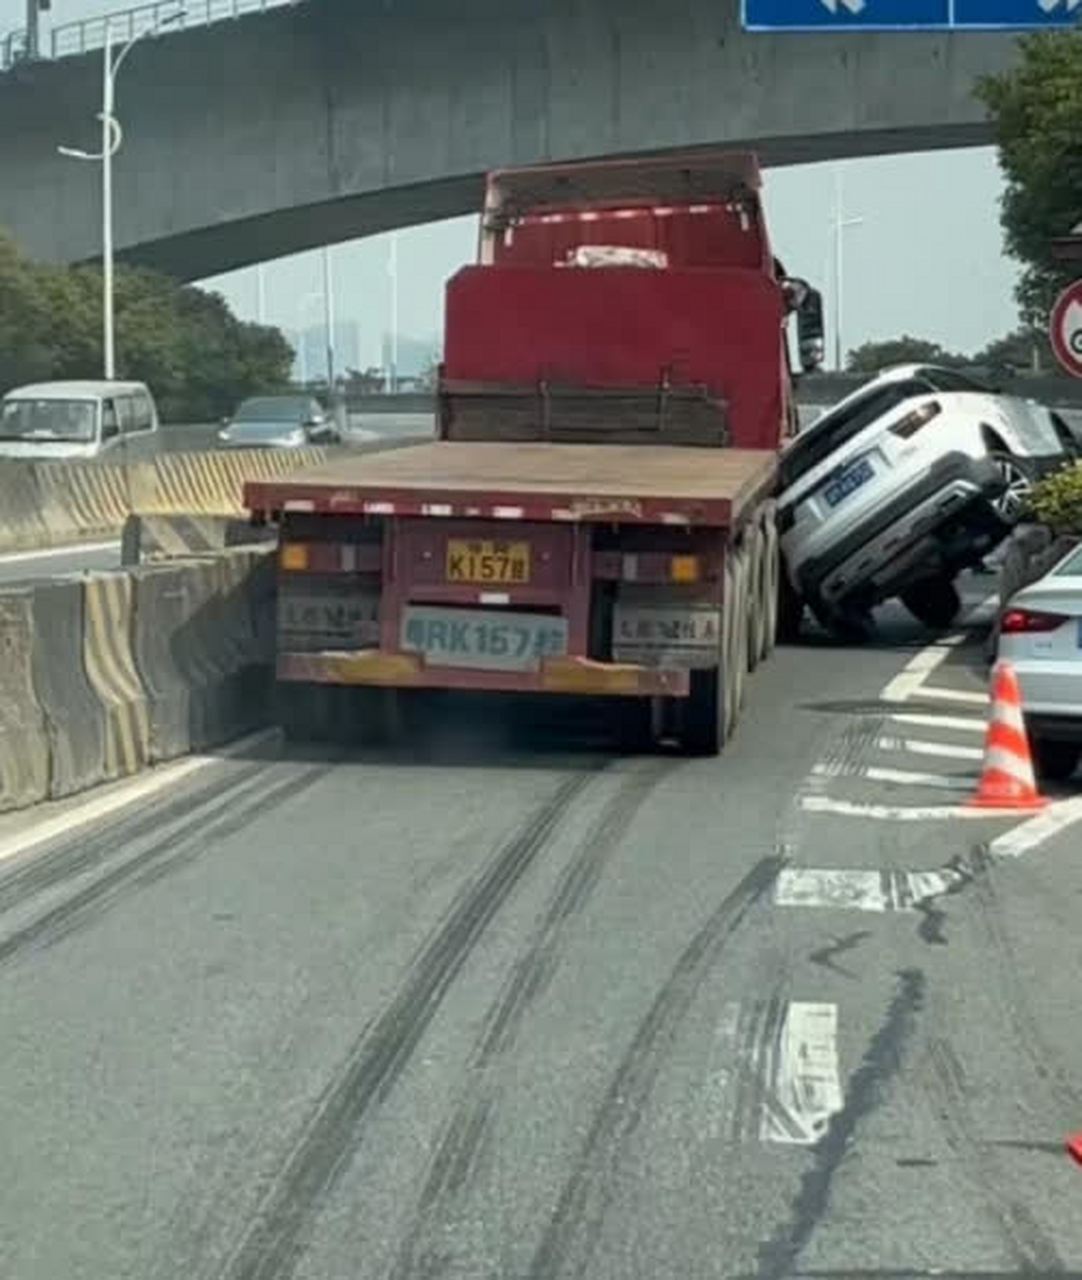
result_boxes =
[811,763,974,791]
[760,1002,843,1146]
[919,685,989,706]
[875,736,984,763]
[776,866,965,912]
[0,539,118,566]
[890,712,985,734]
[801,795,1022,821]
[880,634,966,703]
[989,796,1082,858]
[0,729,281,868]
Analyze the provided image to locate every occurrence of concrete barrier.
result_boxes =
[120,512,275,566]
[0,591,50,812]
[131,548,275,762]
[83,573,150,779]
[0,465,52,552]
[29,578,108,799]
[0,448,329,555]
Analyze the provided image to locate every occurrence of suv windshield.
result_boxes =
[0,398,97,442]
[234,397,312,423]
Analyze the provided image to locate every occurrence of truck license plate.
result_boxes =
[823,457,875,509]
[612,604,721,668]
[446,539,530,585]
[278,580,380,652]
[401,606,567,671]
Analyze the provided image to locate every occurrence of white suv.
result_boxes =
[777,365,1075,638]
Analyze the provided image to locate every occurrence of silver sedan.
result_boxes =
[999,539,1082,781]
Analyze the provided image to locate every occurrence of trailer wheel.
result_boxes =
[761,512,780,659]
[777,558,804,644]
[745,527,765,673]
[729,546,748,720]
[680,558,736,756]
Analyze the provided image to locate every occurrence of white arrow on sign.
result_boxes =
[821,0,867,12]
[1038,0,1082,14]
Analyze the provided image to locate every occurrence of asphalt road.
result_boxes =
[1,598,1081,1279]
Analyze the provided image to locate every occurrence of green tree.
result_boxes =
[0,230,294,421]
[977,32,1082,326]
[970,326,1052,376]
[846,335,964,374]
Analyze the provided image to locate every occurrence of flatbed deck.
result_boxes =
[245,441,777,528]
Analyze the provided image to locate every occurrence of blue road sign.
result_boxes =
[743,0,1082,31]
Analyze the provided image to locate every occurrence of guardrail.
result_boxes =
[1,0,303,72]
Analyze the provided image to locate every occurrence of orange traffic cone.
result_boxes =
[968,662,1047,811]
[1067,1134,1082,1166]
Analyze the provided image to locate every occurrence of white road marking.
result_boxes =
[890,712,985,734]
[801,795,1022,821]
[0,729,280,868]
[989,796,1082,858]
[918,685,989,706]
[760,1002,843,1146]
[880,634,966,704]
[776,866,964,912]
[964,593,1000,625]
[875,736,983,762]
[0,539,118,565]
[811,762,973,791]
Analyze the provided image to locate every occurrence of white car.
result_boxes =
[998,539,1082,782]
[777,365,1074,637]
[0,380,159,460]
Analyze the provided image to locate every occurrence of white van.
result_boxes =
[0,381,159,460]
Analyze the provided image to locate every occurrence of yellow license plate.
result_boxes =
[446,540,531,584]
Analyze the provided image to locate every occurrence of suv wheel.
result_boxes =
[990,453,1037,525]
[900,574,961,631]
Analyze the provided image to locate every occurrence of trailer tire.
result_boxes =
[729,547,748,720]
[761,512,780,659]
[745,527,765,673]
[777,560,804,644]
[681,557,737,756]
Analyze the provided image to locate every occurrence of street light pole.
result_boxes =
[831,167,864,373]
[322,244,335,390]
[58,9,185,381]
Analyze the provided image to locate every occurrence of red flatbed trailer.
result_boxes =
[246,152,822,753]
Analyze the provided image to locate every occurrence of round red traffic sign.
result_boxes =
[1050,281,1082,378]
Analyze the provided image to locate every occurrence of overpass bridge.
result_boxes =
[0,0,1018,281]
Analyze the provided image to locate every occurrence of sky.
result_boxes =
[1,0,1023,373]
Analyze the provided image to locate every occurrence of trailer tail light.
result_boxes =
[280,543,310,572]
[669,555,701,584]
[1000,608,1069,634]
[889,401,942,439]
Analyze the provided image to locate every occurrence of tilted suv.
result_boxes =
[777,365,1074,638]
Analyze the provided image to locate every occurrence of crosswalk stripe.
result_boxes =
[875,736,983,763]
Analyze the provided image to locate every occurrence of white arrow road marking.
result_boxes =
[990,795,1082,858]
[760,1003,843,1146]
[880,634,966,704]
[776,866,966,912]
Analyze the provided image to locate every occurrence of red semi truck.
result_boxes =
[245,152,824,754]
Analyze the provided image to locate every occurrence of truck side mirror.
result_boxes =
[795,286,825,373]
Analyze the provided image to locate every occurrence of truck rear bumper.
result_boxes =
[277,650,691,698]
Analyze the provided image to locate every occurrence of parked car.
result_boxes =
[218,395,339,448]
[0,380,159,460]
[776,364,1074,637]
[998,538,1082,781]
